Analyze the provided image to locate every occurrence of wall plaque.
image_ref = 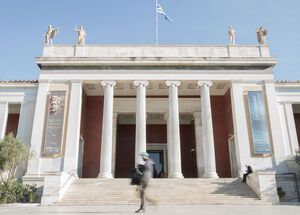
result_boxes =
[247,91,272,155]
[42,91,67,156]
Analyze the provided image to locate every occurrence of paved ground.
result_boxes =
[0,204,300,215]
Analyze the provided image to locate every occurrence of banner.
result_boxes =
[248,91,271,154]
[42,91,67,156]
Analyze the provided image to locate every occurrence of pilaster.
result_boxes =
[0,102,8,139]
[63,80,83,177]
[230,81,251,174]
[193,112,204,177]
[264,81,287,163]
[25,80,49,176]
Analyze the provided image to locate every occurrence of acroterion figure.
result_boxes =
[228,26,236,45]
[75,25,87,45]
[256,27,268,45]
[45,25,59,45]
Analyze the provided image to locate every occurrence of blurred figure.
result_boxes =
[135,152,154,213]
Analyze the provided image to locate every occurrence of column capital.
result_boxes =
[133,80,149,87]
[197,81,213,87]
[70,80,83,85]
[101,81,116,87]
[166,81,181,87]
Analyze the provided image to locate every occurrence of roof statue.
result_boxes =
[256,27,268,45]
[45,25,59,45]
[75,25,87,45]
[228,26,236,45]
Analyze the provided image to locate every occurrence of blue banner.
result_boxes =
[248,91,271,154]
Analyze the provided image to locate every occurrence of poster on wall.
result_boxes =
[247,91,272,155]
[42,91,67,156]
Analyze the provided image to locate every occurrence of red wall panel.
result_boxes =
[115,124,197,178]
[180,124,197,178]
[5,114,20,137]
[211,96,231,177]
[115,124,136,178]
[81,96,103,178]
[294,113,300,147]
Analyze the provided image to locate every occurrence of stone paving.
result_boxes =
[0,204,300,215]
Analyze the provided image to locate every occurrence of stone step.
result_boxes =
[58,178,263,205]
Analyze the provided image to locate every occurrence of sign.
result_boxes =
[248,91,271,154]
[42,91,67,156]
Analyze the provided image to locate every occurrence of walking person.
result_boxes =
[135,152,154,213]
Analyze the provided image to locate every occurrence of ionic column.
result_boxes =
[164,113,171,177]
[198,81,218,178]
[111,112,118,177]
[134,81,149,166]
[98,81,116,178]
[0,102,8,139]
[193,112,205,177]
[166,81,183,178]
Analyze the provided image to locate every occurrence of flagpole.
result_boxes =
[156,0,158,45]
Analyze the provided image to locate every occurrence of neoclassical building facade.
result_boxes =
[1,44,300,204]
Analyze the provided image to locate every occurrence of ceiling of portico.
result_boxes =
[293,104,300,113]
[118,113,193,125]
[83,80,230,96]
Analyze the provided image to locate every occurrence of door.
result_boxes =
[147,150,165,178]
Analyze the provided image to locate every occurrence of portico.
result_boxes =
[78,79,226,179]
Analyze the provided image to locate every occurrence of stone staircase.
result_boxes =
[57,178,268,205]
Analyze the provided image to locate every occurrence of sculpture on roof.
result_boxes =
[45,25,59,45]
[228,26,236,45]
[256,27,268,45]
[75,25,87,45]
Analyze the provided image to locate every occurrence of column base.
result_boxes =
[168,172,184,178]
[97,172,113,179]
[203,172,219,178]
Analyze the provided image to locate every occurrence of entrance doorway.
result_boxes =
[148,150,163,178]
[147,144,167,178]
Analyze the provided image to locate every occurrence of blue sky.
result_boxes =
[0,0,299,80]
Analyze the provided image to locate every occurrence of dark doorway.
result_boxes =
[147,150,164,178]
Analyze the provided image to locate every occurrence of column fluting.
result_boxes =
[198,81,218,178]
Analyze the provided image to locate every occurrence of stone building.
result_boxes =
[0,44,300,204]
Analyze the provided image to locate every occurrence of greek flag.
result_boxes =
[156,3,173,22]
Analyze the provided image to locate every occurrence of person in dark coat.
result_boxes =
[242,165,253,183]
[135,152,154,213]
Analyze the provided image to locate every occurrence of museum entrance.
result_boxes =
[147,143,168,178]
